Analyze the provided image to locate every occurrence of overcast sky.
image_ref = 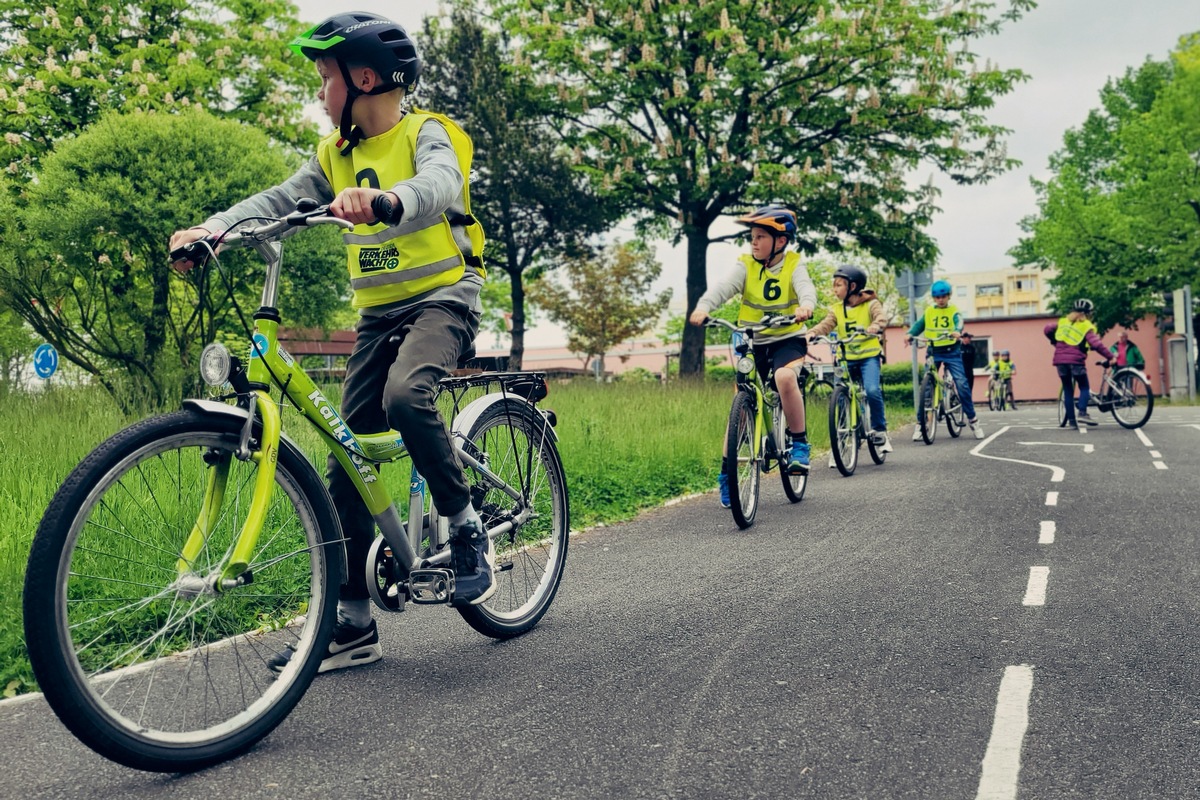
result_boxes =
[294,1,1197,344]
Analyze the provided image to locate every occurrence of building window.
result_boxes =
[956,285,967,297]
[976,284,1003,297]
[1014,276,1038,292]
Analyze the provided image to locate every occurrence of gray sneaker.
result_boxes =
[970,419,985,440]
[1077,412,1098,427]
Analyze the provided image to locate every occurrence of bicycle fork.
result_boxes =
[174,391,281,593]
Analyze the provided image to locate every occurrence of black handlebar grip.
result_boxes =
[170,241,202,263]
[370,193,403,226]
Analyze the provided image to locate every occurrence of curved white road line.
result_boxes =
[970,426,1066,482]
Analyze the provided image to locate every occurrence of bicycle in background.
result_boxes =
[809,330,887,476]
[1056,360,1154,429]
[705,316,808,529]
[913,336,967,444]
[23,201,570,772]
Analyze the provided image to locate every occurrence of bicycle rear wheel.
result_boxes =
[724,391,760,529]
[23,410,341,772]
[829,385,859,476]
[1109,370,1154,429]
[457,399,570,638]
[918,373,938,445]
[772,393,806,503]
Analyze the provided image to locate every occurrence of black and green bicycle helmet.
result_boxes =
[290,12,421,153]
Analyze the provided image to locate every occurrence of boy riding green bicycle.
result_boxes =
[688,205,816,507]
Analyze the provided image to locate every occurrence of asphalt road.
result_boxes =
[3,404,1198,800]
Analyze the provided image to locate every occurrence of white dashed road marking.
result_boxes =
[1135,428,1154,447]
[975,665,1035,800]
[1039,521,1055,544]
[1045,492,1058,506]
[1023,567,1049,606]
[1154,461,1168,470]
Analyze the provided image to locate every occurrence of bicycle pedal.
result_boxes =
[408,568,455,604]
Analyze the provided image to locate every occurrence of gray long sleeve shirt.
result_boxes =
[696,255,818,344]
[202,119,482,317]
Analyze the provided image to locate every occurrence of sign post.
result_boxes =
[897,269,933,410]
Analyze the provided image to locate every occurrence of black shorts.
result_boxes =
[752,337,807,389]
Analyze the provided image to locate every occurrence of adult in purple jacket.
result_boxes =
[1044,298,1116,429]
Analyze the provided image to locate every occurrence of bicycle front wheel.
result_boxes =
[918,373,938,445]
[945,381,965,438]
[725,391,760,529]
[829,385,859,476]
[23,409,341,772]
[457,399,570,638]
[1110,370,1154,428]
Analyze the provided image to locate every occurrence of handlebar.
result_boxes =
[170,200,355,263]
[910,334,959,347]
[808,328,879,347]
[702,314,799,335]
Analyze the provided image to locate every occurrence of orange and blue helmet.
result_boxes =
[735,205,797,240]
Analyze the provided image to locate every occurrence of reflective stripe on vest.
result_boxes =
[832,301,882,359]
[317,110,485,309]
[923,304,958,345]
[1055,316,1095,347]
[736,251,804,337]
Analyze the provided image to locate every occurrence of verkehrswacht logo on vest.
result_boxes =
[359,245,400,273]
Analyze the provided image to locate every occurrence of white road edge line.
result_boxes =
[1135,428,1154,447]
[1023,567,1049,606]
[975,665,1035,800]
[1045,492,1058,506]
[1039,521,1055,544]
[970,426,1066,482]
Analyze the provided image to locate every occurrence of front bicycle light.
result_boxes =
[200,343,233,387]
[735,355,755,375]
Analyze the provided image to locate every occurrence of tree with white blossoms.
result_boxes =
[0,0,320,180]
[494,0,1034,375]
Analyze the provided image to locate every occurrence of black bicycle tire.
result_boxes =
[778,381,807,503]
[829,385,858,476]
[457,399,570,638]
[1109,369,1154,429]
[725,391,760,529]
[919,372,938,445]
[23,410,341,772]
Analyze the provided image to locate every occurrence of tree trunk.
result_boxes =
[507,264,525,371]
[680,228,711,377]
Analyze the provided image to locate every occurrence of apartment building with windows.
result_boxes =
[940,267,1057,317]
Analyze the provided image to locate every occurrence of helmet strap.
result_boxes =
[333,61,404,156]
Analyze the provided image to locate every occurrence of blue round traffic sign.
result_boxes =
[33,343,58,379]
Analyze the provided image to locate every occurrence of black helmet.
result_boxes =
[290,13,421,153]
[1072,298,1094,314]
[832,264,869,296]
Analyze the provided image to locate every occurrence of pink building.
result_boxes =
[878,314,1168,403]
[480,314,1175,401]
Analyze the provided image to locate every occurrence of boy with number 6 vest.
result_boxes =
[689,205,817,507]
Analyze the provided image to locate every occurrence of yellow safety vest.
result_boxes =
[832,301,882,360]
[1054,316,1096,348]
[317,108,486,309]
[923,304,959,346]
[736,251,804,338]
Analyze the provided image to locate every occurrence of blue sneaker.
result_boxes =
[787,440,810,475]
[717,472,731,508]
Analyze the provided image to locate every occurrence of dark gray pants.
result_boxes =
[329,301,479,600]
